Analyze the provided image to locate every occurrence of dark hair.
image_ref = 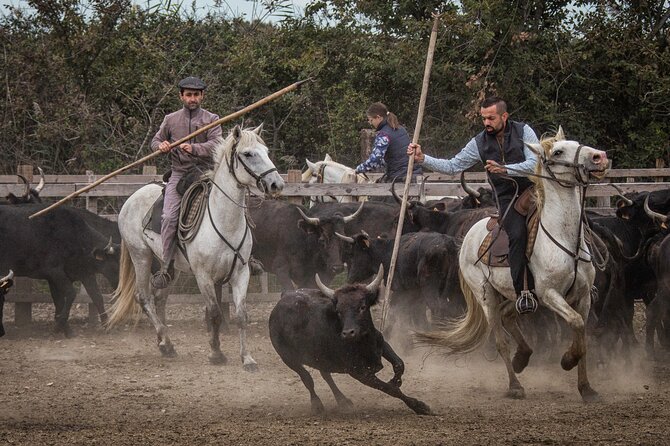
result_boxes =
[367,102,401,130]
[480,96,507,114]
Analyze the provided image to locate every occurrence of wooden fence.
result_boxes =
[2,166,669,325]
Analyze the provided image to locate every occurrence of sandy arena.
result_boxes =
[1,301,669,445]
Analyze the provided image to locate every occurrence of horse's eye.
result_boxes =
[243,152,253,158]
[553,150,563,157]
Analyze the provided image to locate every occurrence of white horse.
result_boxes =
[302,154,370,205]
[107,126,284,370]
[418,128,609,402]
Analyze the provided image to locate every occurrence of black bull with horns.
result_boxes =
[0,204,119,336]
[269,265,432,415]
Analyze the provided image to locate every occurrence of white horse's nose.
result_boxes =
[592,150,608,165]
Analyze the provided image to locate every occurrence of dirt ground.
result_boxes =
[1,301,669,446]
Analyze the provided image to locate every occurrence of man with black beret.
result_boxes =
[150,76,222,288]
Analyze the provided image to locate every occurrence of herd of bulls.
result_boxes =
[1,169,669,412]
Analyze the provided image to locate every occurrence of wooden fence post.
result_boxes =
[85,170,99,214]
[287,169,302,205]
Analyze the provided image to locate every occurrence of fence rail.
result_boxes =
[2,166,669,325]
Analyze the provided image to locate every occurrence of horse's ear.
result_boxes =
[253,123,264,135]
[555,126,566,141]
[306,159,317,172]
[232,125,242,141]
[525,142,542,155]
[324,154,333,162]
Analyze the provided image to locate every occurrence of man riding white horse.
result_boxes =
[408,96,540,314]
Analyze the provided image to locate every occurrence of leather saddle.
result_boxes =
[477,187,540,267]
[142,176,209,237]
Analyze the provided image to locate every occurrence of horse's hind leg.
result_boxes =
[230,267,258,371]
[319,371,353,411]
[501,302,533,374]
[486,295,525,399]
[135,258,176,357]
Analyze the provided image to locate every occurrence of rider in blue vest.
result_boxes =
[408,96,540,314]
[355,102,422,182]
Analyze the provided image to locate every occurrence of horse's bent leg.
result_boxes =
[319,371,353,410]
[501,303,533,373]
[349,371,432,415]
[154,288,169,326]
[230,267,257,371]
[541,288,587,371]
[196,278,227,365]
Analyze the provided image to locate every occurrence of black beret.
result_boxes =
[178,76,206,90]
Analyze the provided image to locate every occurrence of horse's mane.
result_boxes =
[210,127,265,177]
[531,129,565,213]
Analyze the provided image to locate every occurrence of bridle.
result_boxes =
[226,136,278,195]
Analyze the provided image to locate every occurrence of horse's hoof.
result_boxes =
[580,386,601,403]
[561,352,579,371]
[243,362,259,372]
[159,344,177,358]
[208,352,228,365]
[512,350,532,373]
[506,386,526,399]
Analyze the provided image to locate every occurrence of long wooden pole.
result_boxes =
[29,78,311,219]
[380,15,441,331]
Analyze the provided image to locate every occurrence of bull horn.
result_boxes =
[390,177,403,204]
[34,167,45,193]
[610,184,633,206]
[460,172,480,199]
[342,201,364,223]
[644,195,668,223]
[335,232,354,244]
[365,264,385,293]
[315,273,335,298]
[297,207,320,226]
[104,237,116,255]
[17,174,30,199]
[0,270,14,282]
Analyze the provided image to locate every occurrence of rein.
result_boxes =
[499,145,608,295]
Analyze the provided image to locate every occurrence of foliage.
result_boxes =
[0,0,668,176]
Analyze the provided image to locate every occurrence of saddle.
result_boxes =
[477,187,541,267]
[142,177,210,242]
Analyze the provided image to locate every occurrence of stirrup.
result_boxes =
[515,290,538,314]
[151,270,173,289]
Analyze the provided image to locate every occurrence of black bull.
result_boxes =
[338,231,463,347]
[269,266,432,415]
[0,205,120,336]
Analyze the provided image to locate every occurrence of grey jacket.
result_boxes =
[151,106,223,174]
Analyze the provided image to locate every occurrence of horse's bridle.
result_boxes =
[227,137,278,194]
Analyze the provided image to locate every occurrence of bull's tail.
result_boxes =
[106,241,143,328]
[415,270,489,353]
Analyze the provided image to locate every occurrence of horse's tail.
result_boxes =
[105,241,143,329]
[415,269,489,353]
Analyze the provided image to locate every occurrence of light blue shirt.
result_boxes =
[422,124,539,176]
